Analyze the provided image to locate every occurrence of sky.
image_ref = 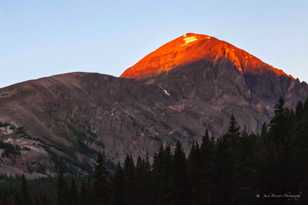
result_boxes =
[1,0,308,88]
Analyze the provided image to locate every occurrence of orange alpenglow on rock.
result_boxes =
[121,33,292,80]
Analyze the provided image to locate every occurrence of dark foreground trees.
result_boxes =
[1,98,308,205]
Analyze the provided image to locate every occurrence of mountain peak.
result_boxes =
[121,33,291,79]
[182,33,213,44]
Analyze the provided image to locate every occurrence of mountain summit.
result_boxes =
[121,33,291,79]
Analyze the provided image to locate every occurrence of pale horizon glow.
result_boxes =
[1,0,308,88]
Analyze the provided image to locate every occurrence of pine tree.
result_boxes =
[172,141,191,205]
[225,115,241,145]
[79,180,89,205]
[112,163,125,205]
[94,152,111,205]
[123,155,136,205]
[57,167,68,205]
[199,129,215,205]
[68,178,78,205]
[152,144,173,205]
[135,156,150,205]
[214,116,241,205]
[296,101,304,120]
[261,123,267,138]
[269,97,289,145]
[293,98,308,203]
[21,175,32,205]
[260,98,295,201]
[188,142,202,205]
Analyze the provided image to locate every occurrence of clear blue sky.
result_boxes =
[1,0,308,87]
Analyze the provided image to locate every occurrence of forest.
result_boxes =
[0,98,308,205]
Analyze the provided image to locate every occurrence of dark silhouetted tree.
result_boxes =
[94,152,111,205]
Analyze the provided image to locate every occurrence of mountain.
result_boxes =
[0,33,307,177]
[121,32,308,127]
[121,33,291,79]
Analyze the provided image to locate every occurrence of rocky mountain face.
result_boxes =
[121,32,308,133]
[0,33,307,177]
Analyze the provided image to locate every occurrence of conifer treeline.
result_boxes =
[1,98,308,205]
